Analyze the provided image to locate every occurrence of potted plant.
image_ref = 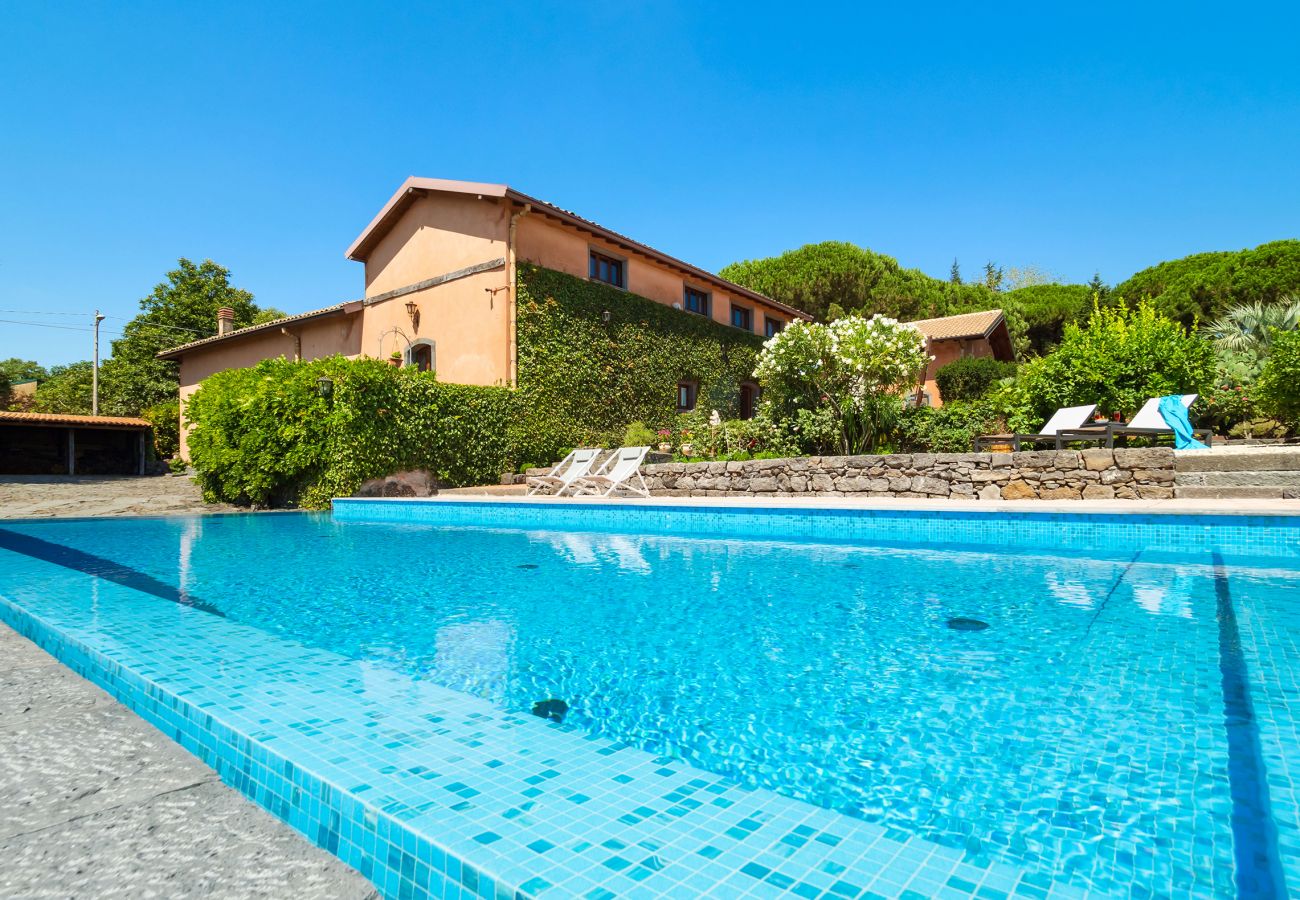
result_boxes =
[388,351,402,367]
[656,429,673,453]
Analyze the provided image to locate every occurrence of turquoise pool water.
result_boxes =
[0,506,1297,899]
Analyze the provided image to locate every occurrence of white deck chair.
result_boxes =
[1127,394,1196,430]
[572,446,651,498]
[526,448,602,496]
[975,404,1096,450]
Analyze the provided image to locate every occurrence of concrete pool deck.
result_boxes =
[0,623,378,899]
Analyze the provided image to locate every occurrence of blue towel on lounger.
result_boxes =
[1158,395,1208,450]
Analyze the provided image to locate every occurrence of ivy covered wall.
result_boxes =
[512,264,765,465]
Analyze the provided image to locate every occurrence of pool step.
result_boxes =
[1173,485,1299,500]
[1172,448,1300,500]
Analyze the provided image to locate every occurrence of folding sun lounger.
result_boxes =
[974,404,1097,451]
[526,447,602,496]
[1053,394,1211,449]
[572,446,651,498]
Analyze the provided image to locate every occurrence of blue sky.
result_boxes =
[2,2,1297,366]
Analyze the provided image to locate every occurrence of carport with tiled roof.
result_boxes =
[0,411,152,475]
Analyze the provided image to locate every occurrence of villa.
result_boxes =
[159,178,811,455]
[909,308,1015,407]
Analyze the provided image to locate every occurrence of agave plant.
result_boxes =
[1205,297,1300,353]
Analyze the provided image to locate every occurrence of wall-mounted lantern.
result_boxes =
[405,300,419,328]
[602,309,611,323]
[316,376,334,399]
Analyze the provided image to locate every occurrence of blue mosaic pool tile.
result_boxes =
[332,497,1300,562]
[0,566,1094,899]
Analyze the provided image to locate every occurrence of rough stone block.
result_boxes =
[969,471,1010,482]
[888,476,912,492]
[749,476,779,492]
[1100,469,1132,485]
[1080,449,1114,471]
[913,476,950,495]
[1137,486,1175,499]
[788,475,808,492]
[1134,468,1176,484]
[1082,484,1116,499]
[1114,447,1175,469]
[1001,480,1037,500]
[978,484,1002,500]
[1040,486,1081,500]
[910,453,936,470]
[810,474,836,492]
[990,452,1014,468]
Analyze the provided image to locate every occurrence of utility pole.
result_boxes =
[92,309,105,414]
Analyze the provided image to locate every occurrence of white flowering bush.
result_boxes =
[754,315,931,453]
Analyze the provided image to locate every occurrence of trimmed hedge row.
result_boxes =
[188,357,515,507]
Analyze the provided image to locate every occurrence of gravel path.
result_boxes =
[0,474,243,519]
[0,624,377,899]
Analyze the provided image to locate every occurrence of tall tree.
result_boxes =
[98,258,281,416]
[1114,239,1300,325]
[949,258,962,285]
[32,362,94,415]
[983,261,1004,292]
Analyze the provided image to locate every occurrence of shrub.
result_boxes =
[897,401,1006,453]
[142,400,180,459]
[187,357,516,507]
[934,357,1017,402]
[754,315,930,454]
[1255,330,1300,430]
[168,457,188,474]
[622,421,658,447]
[1008,300,1216,429]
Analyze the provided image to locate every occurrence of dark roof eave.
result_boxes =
[344,177,813,322]
[156,304,355,359]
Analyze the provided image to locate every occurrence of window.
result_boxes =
[739,383,758,420]
[589,250,625,288]
[407,341,435,373]
[676,381,697,412]
[764,316,784,338]
[730,304,753,332]
[683,286,710,317]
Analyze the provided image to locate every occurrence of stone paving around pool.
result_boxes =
[0,623,378,900]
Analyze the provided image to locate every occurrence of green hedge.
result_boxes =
[934,356,1017,402]
[187,357,516,507]
[513,264,765,465]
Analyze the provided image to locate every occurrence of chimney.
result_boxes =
[217,307,235,336]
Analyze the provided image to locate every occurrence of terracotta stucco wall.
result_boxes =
[359,192,511,389]
[364,193,508,296]
[921,337,993,407]
[176,313,363,457]
[515,214,792,336]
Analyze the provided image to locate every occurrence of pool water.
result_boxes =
[1,510,1297,898]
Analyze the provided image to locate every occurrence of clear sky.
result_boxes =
[2,1,1297,366]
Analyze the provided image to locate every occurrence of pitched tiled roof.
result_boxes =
[0,410,151,428]
[156,303,351,359]
[908,309,1005,341]
[345,177,813,322]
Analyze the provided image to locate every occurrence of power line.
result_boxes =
[0,318,127,336]
[0,309,93,317]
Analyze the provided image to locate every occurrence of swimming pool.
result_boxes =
[1,500,1297,898]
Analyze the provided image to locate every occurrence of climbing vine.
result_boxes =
[512,264,764,465]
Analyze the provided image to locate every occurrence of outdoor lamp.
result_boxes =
[316,376,334,398]
[602,309,611,323]
[405,300,419,322]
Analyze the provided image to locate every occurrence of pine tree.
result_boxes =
[983,261,1004,292]
[950,258,962,285]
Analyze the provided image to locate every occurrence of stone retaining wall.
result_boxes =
[638,448,1177,500]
